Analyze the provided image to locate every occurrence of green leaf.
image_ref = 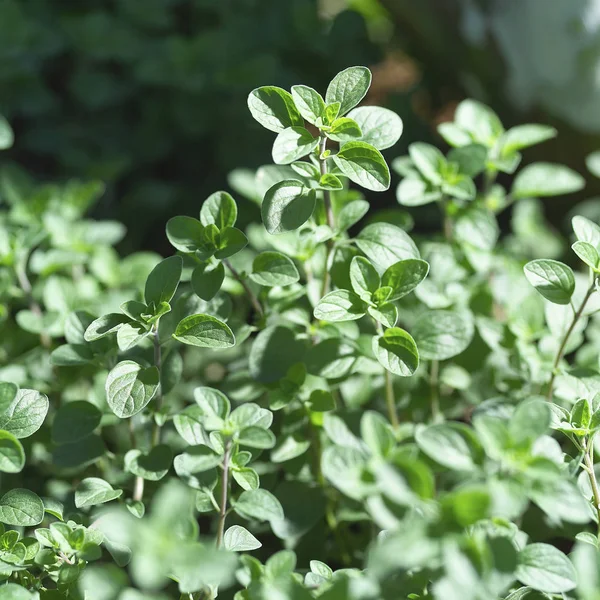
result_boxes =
[194,387,231,422]
[347,106,403,150]
[144,256,182,307]
[250,251,300,287]
[214,226,248,259]
[455,99,504,146]
[0,583,36,599]
[350,256,380,301]
[0,116,14,150]
[75,478,123,508]
[249,326,307,384]
[416,423,479,471]
[174,446,223,480]
[360,411,395,457]
[356,223,420,270]
[332,141,390,192]
[0,431,24,473]
[232,467,260,490]
[573,241,600,271]
[516,544,577,593]
[174,406,209,446]
[272,127,318,165]
[413,310,474,361]
[572,215,600,248]
[586,151,600,178]
[0,388,49,439]
[523,259,575,304]
[314,290,367,322]
[200,191,237,230]
[368,303,398,328]
[448,144,487,177]
[271,436,311,463]
[323,102,341,125]
[326,117,362,143]
[234,489,284,522]
[381,259,429,301]
[51,401,102,444]
[238,426,276,449]
[513,163,585,198]
[84,313,130,341]
[337,199,369,232]
[261,180,316,235]
[125,445,172,481]
[0,489,44,526]
[0,382,18,415]
[318,173,343,190]
[52,435,105,469]
[291,85,325,124]
[325,66,372,116]
[166,216,204,253]
[437,122,472,147]
[223,525,262,552]
[499,124,557,154]
[247,86,303,132]
[409,142,445,184]
[105,360,159,419]
[173,314,235,348]
[191,262,225,301]
[372,327,419,376]
[454,207,499,251]
[510,401,550,445]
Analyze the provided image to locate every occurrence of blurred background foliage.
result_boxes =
[2,0,600,251]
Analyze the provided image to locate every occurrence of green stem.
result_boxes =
[546,284,595,401]
[374,319,398,428]
[216,439,232,548]
[319,136,335,298]
[384,368,398,429]
[583,437,600,536]
[223,258,263,317]
[151,328,163,446]
[129,419,145,502]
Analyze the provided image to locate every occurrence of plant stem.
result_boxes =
[319,136,335,298]
[384,368,398,429]
[583,438,600,535]
[223,258,263,317]
[216,439,232,548]
[430,359,440,421]
[151,327,163,447]
[128,419,145,502]
[374,319,398,428]
[546,284,595,401]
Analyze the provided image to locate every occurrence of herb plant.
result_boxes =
[1,67,600,599]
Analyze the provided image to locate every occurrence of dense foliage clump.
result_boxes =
[2,65,600,599]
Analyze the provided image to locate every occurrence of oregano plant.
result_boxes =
[2,67,600,600]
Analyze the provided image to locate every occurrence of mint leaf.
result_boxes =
[332,141,390,192]
[173,314,235,348]
[325,66,371,116]
[314,290,367,322]
[272,127,319,165]
[105,360,159,419]
[250,251,299,287]
[347,106,403,150]
[291,85,325,124]
[372,327,419,376]
[261,180,316,234]
[248,86,303,132]
[523,259,575,305]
